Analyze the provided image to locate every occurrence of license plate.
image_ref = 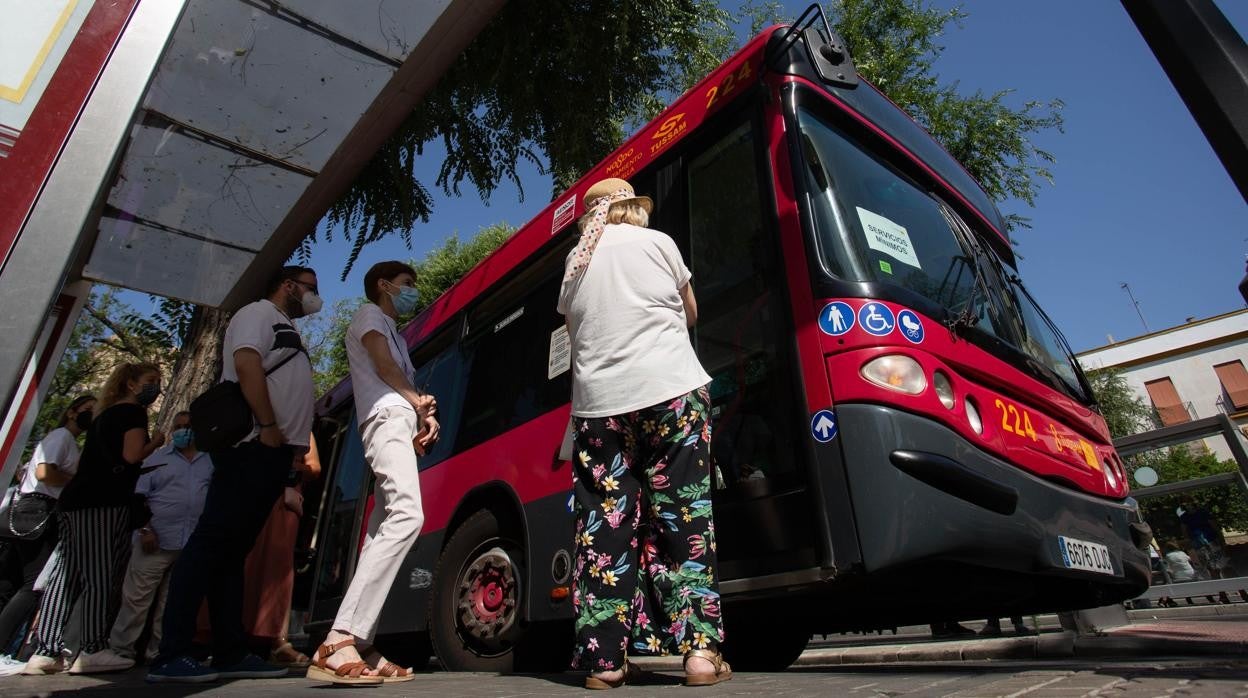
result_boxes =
[1058,535,1114,575]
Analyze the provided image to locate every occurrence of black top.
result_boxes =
[58,402,148,512]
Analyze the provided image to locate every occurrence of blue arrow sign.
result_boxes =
[810,409,838,443]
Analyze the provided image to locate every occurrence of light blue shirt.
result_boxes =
[135,445,214,551]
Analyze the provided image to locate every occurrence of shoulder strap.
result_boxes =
[264,347,305,378]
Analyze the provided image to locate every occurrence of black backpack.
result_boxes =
[190,350,302,452]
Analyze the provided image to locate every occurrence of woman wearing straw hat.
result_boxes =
[558,178,730,689]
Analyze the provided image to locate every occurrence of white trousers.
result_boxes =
[109,540,179,659]
[333,405,425,641]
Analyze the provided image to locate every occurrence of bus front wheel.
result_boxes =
[430,509,524,672]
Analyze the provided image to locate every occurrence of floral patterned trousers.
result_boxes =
[570,386,724,671]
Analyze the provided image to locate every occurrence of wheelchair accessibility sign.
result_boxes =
[858,302,895,337]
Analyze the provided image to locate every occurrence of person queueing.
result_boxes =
[240,435,321,668]
[148,266,321,683]
[0,395,95,665]
[558,179,730,689]
[109,411,213,662]
[307,260,438,686]
[23,364,165,675]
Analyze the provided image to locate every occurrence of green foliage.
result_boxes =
[403,223,514,320]
[322,1,736,278]
[26,289,175,457]
[1086,367,1154,439]
[1136,446,1248,540]
[303,224,514,395]
[1086,368,1248,535]
[827,0,1064,231]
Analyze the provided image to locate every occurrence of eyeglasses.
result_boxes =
[291,279,320,295]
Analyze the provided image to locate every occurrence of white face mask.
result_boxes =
[301,291,323,315]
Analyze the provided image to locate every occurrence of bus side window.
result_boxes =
[407,327,468,470]
[455,271,570,453]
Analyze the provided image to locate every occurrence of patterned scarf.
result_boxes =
[562,189,635,283]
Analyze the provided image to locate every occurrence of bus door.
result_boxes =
[292,411,352,612]
[681,115,818,581]
[306,409,373,625]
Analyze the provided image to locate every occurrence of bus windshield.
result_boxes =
[796,104,1093,405]
[796,105,1011,342]
[1001,274,1091,404]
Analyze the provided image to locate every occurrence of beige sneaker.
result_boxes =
[21,653,68,675]
[68,649,135,674]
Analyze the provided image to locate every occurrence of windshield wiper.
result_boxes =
[938,208,993,338]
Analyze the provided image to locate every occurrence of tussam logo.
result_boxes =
[652,113,686,140]
[650,113,688,155]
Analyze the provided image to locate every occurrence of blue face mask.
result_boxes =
[389,284,420,315]
[171,428,194,449]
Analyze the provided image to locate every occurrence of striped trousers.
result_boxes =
[32,507,130,657]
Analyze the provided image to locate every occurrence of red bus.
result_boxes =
[294,8,1150,672]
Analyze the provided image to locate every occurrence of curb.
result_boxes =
[794,631,1248,666]
[630,631,1248,670]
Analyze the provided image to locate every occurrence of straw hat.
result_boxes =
[582,178,653,214]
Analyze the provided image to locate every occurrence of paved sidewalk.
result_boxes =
[3,658,1248,697]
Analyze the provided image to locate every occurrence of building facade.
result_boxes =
[1077,309,1248,460]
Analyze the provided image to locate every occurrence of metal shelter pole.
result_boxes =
[1121,0,1248,201]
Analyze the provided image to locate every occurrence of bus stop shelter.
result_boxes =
[0,0,501,480]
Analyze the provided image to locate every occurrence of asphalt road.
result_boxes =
[4,658,1247,697]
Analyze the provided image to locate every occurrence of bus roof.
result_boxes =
[317,26,1013,414]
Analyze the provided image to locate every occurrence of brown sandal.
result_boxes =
[306,638,383,685]
[683,649,732,687]
[270,640,311,669]
[585,661,649,690]
[358,646,414,683]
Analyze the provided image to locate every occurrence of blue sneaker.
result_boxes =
[215,653,288,679]
[147,656,219,683]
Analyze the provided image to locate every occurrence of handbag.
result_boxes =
[0,487,55,540]
[190,348,303,452]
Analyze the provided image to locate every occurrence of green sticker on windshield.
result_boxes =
[879,260,893,274]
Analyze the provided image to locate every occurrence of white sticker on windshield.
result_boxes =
[857,207,921,270]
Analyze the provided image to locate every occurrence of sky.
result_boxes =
[135,0,1247,354]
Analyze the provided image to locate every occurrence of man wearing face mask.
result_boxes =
[150,266,319,684]
[110,411,213,663]
[307,261,437,685]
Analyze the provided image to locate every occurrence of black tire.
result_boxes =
[430,509,525,672]
[721,614,810,671]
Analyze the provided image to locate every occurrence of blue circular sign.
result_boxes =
[857,302,896,337]
[810,409,838,443]
[897,309,924,344]
[818,301,856,336]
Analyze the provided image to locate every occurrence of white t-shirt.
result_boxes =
[346,303,417,422]
[1164,551,1196,582]
[221,299,314,449]
[19,427,80,498]
[558,223,711,417]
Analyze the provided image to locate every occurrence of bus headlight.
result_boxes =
[861,355,926,395]
[1104,457,1119,489]
[965,397,983,434]
[933,371,955,409]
